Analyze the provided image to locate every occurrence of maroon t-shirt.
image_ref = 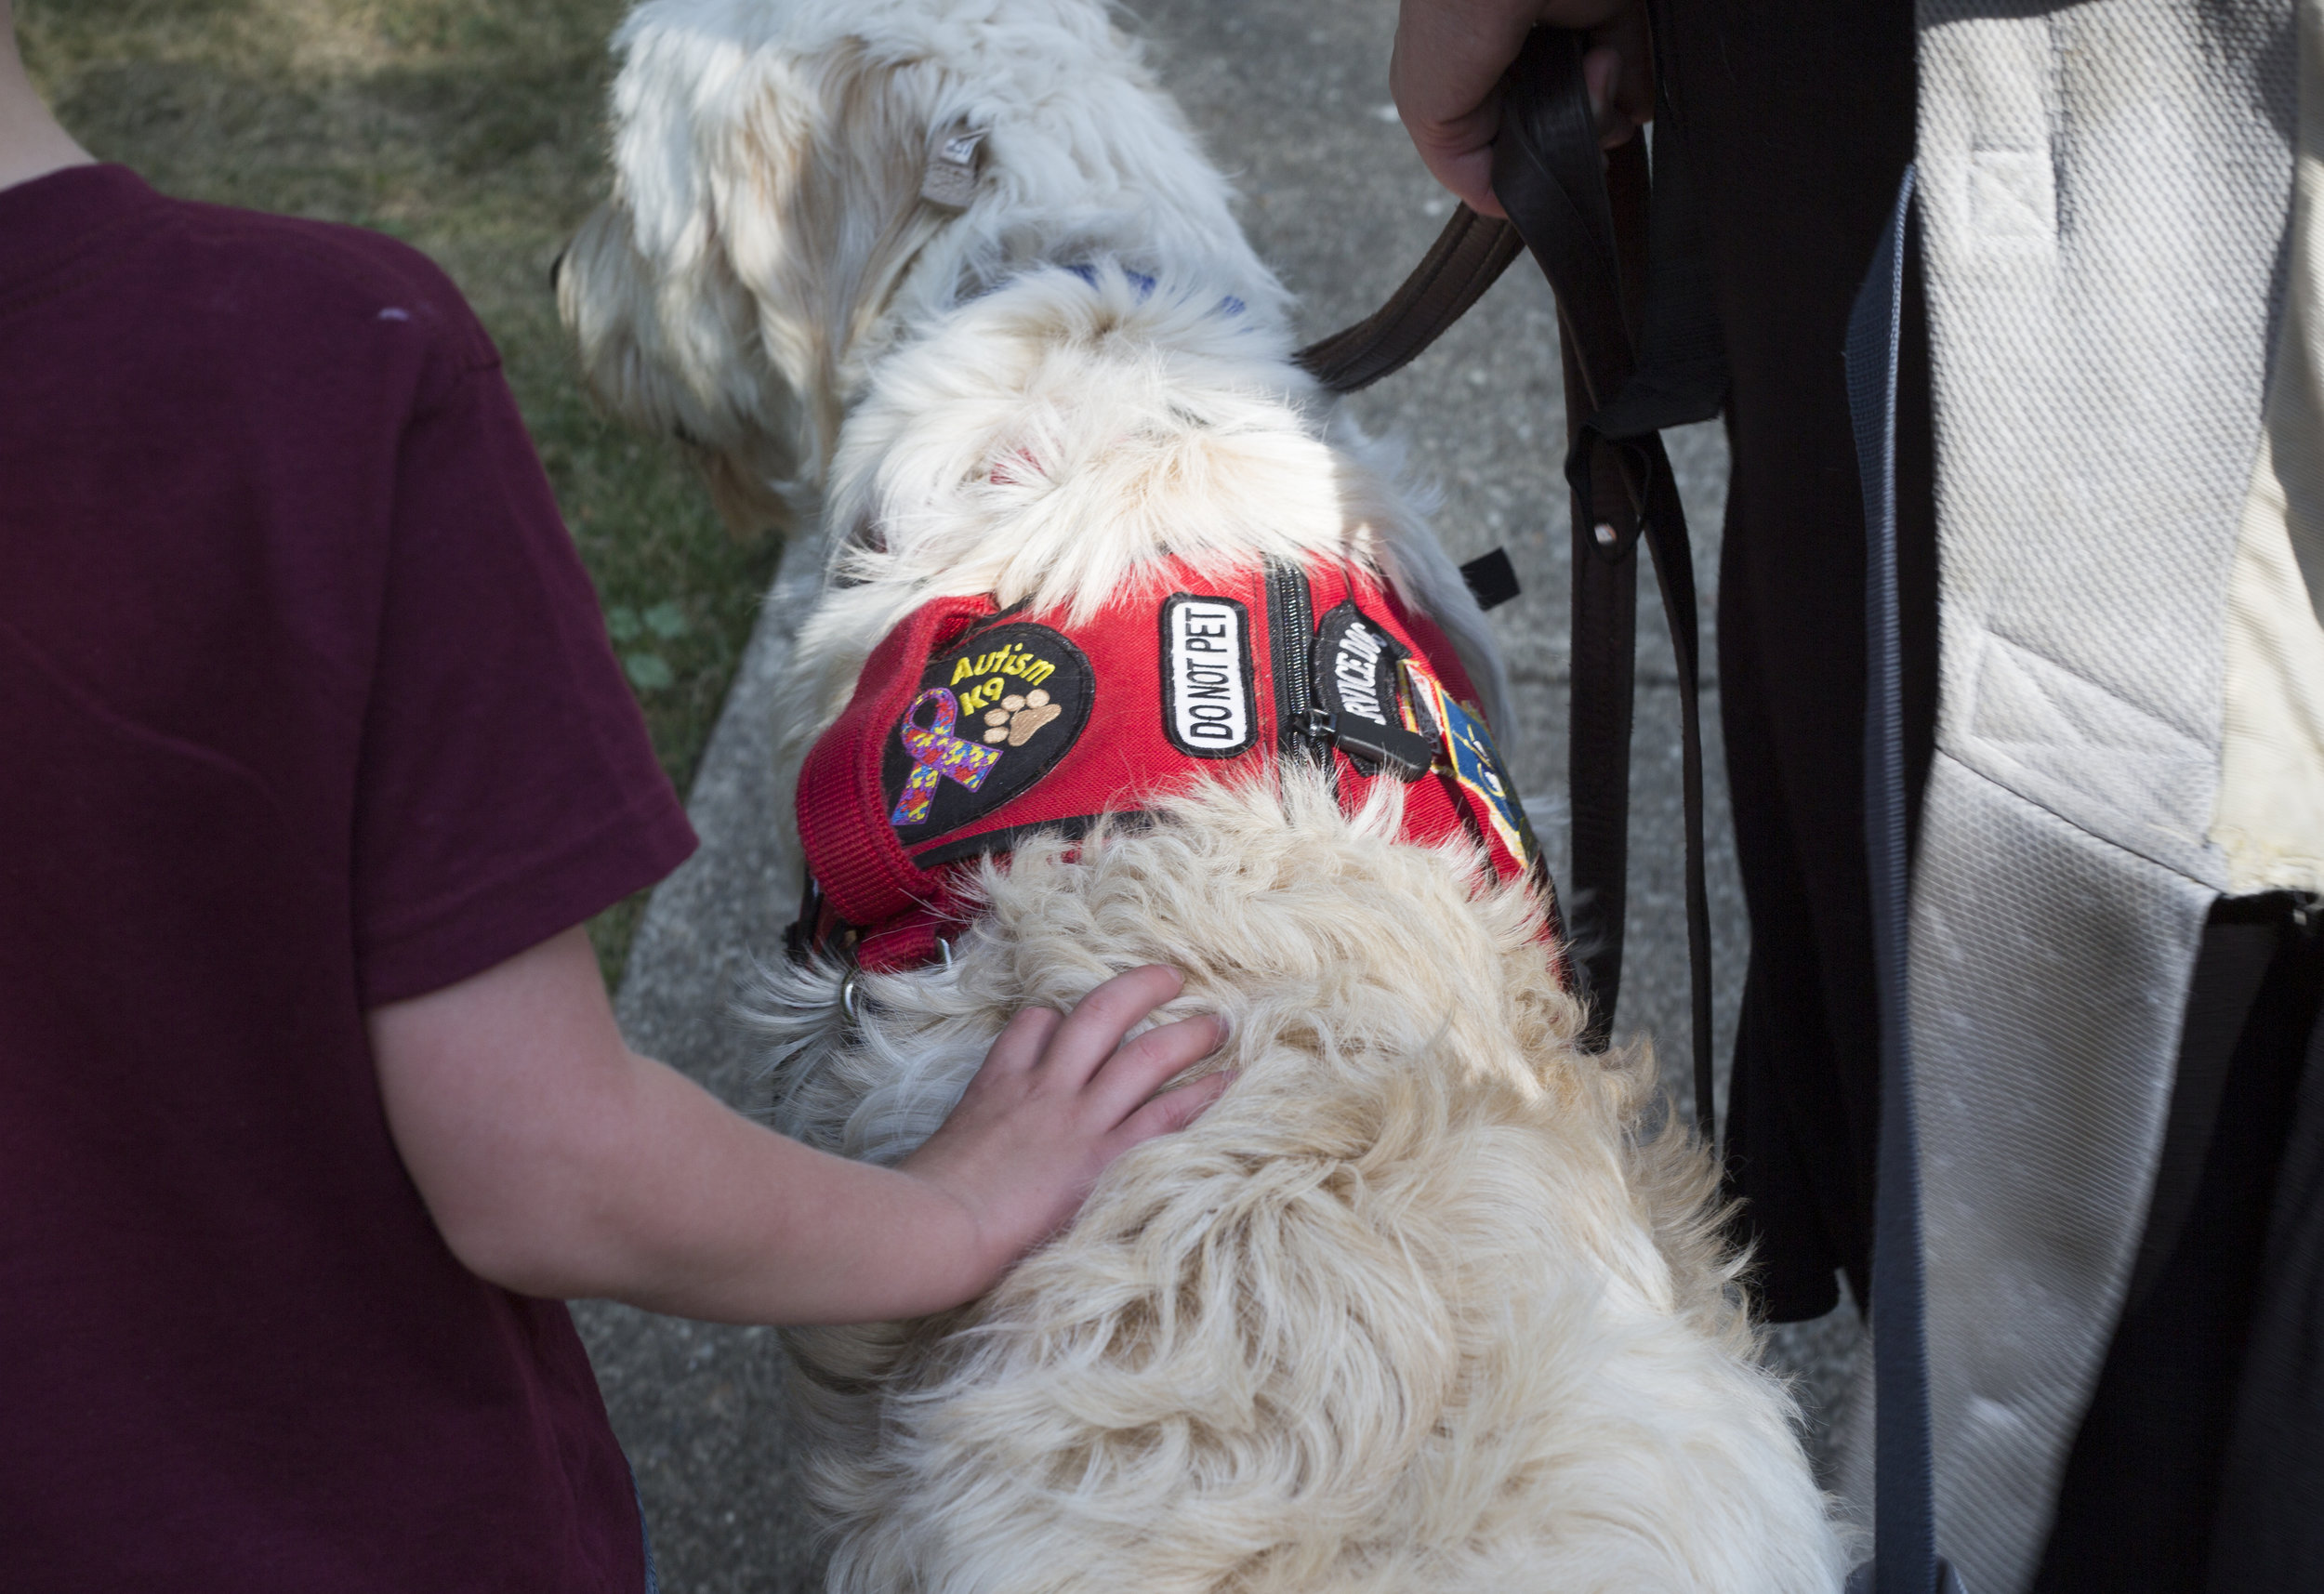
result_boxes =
[0,166,696,1590]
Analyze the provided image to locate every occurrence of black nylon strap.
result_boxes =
[1844,164,1963,1594]
[1588,0,1728,441]
[1559,299,1640,1051]
[1491,27,1717,1141]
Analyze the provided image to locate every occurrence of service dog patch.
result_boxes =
[1314,601,1407,735]
[1403,660,1538,867]
[1159,593,1255,757]
[1314,600,1437,779]
[884,622,1093,837]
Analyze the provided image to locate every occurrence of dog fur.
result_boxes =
[561,2,1848,1587]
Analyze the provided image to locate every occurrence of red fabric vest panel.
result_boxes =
[795,596,990,934]
[799,556,1548,972]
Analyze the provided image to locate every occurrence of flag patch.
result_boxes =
[1403,661,1538,867]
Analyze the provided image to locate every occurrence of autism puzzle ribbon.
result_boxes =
[891,687,1003,826]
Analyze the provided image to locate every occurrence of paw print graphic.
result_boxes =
[983,689,1060,747]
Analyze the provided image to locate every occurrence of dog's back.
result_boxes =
[758,778,1842,1591]
[562,2,1848,1587]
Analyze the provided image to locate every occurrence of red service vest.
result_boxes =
[794,555,1558,973]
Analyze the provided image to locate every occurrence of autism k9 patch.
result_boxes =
[884,621,1093,839]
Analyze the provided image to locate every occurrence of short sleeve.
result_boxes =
[350,357,696,1006]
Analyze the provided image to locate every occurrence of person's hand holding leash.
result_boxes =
[1391,0,1650,217]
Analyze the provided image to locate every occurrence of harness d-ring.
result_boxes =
[838,936,956,1026]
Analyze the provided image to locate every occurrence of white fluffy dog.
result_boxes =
[560,2,1847,1588]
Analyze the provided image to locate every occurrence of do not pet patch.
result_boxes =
[1159,593,1256,757]
[883,621,1093,839]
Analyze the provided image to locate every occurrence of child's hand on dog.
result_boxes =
[371,931,1227,1327]
[903,965,1233,1285]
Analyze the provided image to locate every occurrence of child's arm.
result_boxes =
[367,926,1227,1324]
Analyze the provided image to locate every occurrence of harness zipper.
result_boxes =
[1267,560,1437,779]
[1265,560,1325,764]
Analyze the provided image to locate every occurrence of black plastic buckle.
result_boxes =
[1289,706,1436,781]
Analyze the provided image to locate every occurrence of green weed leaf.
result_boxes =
[624,652,675,692]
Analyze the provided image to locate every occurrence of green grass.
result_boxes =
[18,0,784,986]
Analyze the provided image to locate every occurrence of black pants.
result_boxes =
[1666,2,2324,1584]
[2036,899,2324,1593]
[1665,0,1935,1323]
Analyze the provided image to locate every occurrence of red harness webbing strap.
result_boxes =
[793,593,997,960]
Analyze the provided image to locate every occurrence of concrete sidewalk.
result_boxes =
[574,2,1859,1587]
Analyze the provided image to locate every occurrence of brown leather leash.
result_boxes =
[1292,203,1523,395]
[1295,23,1725,1144]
